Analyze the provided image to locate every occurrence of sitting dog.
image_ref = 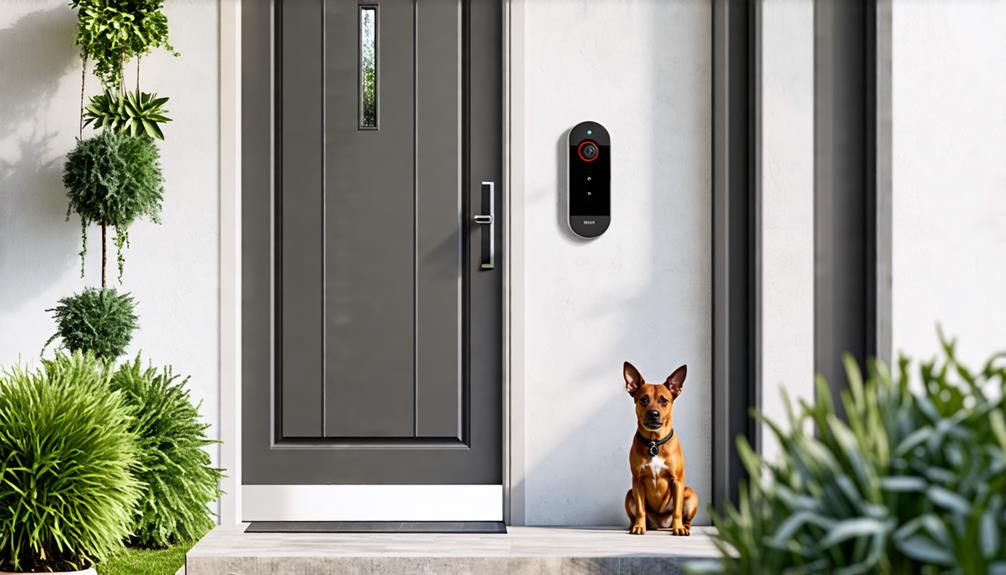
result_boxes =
[623,361,698,535]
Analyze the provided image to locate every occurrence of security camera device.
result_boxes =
[567,121,610,238]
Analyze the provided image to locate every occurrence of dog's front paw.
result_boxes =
[629,523,646,535]
[670,524,691,536]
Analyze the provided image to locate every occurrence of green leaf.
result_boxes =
[880,475,926,492]
[927,486,971,515]
[820,518,889,548]
[897,536,954,566]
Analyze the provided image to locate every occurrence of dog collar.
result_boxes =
[636,428,674,456]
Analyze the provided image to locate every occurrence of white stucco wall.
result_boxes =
[759,0,815,463]
[892,0,1006,367]
[0,0,220,474]
[517,0,712,526]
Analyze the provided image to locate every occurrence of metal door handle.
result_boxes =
[474,181,494,270]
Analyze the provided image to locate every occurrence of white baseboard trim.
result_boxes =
[242,485,504,521]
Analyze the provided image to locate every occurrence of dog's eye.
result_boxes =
[659,397,669,405]
[639,397,649,406]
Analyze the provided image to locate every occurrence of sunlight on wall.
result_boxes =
[892,0,1006,367]
[519,0,712,526]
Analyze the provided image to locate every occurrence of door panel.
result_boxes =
[324,0,417,438]
[242,0,502,489]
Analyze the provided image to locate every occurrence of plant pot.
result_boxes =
[0,568,96,575]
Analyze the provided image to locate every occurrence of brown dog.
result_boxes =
[623,361,698,535]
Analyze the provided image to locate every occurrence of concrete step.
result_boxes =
[186,524,718,575]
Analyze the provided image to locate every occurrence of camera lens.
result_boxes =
[577,140,599,162]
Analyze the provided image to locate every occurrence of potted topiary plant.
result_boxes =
[63,130,164,287]
[71,0,177,94]
[0,352,142,574]
[44,287,138,360]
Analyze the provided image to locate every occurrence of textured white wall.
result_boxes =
[0,0,220,472]
[518,0,711,526]
[892,0,1006,366]
[759,0,815,463]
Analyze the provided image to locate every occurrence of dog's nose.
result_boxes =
[646,410,660,421]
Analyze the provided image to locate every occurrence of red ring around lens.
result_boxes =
[577,140,599,163]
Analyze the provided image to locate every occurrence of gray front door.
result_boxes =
[242,0,502,489]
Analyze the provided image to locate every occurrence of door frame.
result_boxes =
[218,0,761,525]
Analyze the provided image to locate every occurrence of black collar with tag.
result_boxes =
[636,428,674,457]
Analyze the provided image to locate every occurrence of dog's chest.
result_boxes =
[640,455,669,487]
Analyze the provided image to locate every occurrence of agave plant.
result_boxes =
[83,90,172,140]
[690,334,1006,575]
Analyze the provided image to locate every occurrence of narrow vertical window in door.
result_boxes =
[359,6,378,129]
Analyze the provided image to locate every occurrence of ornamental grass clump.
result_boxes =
[112,356,223,548]
[690,334,1006,575]
[63,130,164,285]
[45,287,138,360]
[0,352,142,573]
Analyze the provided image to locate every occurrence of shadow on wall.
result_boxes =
[0,6,83,309]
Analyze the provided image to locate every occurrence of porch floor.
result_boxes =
[186,524,719,574]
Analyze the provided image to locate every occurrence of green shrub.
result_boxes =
[691,335,1006,575]
[112,356,222,548]
[45,287,138,360]
[63,130,164,284]
[72,0,177,92]
[0,352,142,572]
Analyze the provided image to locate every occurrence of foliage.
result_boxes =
[97,543,190,575]
[360,8,377,127]
[84,90,172,140]
[72,0,177,91]
[0,352,142,572]
[112,356,222,548]
[45,287,138,361]
[63,130,164,282]
[690,335,1006,575]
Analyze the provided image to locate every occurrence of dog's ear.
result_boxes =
[664,365,687,398]
[624,362,644,395]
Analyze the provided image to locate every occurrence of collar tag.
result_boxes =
[648,442,659,456]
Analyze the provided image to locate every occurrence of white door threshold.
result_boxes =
[242,485,503,521]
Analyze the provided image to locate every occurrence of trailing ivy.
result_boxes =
[71,0,177,92]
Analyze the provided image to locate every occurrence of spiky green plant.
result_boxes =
[690,335,1006,575]
[84,90,172,140]
[63,130,164,285]
[0,352,142,572]
[45,287,138,360]
[112,356,223,548]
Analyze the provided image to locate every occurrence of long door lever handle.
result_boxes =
[473,181,494,270]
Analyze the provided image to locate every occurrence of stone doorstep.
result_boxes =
[186,524,719,575]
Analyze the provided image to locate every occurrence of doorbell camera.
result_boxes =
[567,121,610,238]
